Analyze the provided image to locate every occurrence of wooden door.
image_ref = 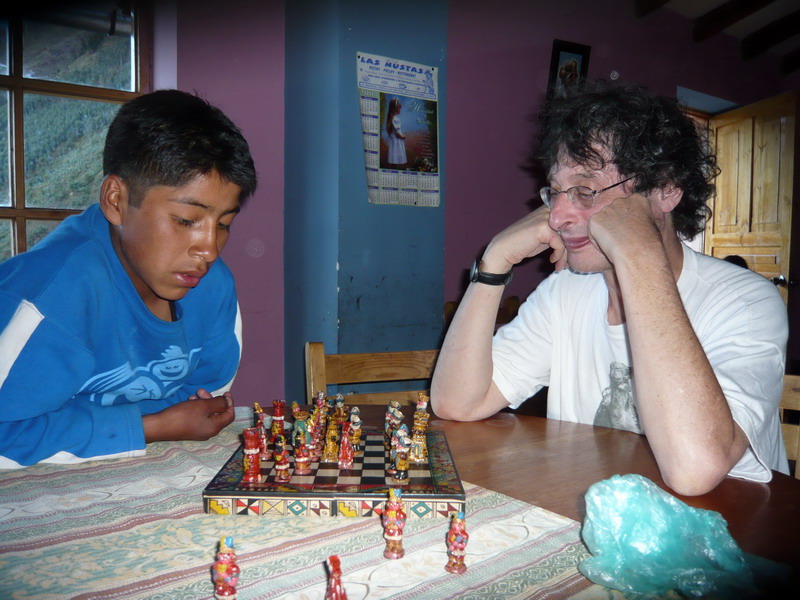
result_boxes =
[704,92,797,303]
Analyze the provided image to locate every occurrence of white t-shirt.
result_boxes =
[492,244,789,481]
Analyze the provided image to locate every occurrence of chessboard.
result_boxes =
[203,426,465,518]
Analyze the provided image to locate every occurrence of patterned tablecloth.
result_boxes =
[0,411,619,600]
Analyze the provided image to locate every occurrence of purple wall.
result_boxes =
[445,0,798,303]
[158,0,798,405]
[175,0,286,402]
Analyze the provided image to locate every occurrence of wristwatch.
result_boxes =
[470,259,513,286]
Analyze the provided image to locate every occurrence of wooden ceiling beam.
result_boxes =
[693,0,777,42]
[741,9,800,59]
[634,0,671,18]
[781,47,800,76]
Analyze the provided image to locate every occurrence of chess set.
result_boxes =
[203,396,465,518]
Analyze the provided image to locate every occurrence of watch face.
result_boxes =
[469,260,479,282]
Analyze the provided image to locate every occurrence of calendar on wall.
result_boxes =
[357,52,440,207]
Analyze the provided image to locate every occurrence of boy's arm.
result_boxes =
[142,389,234,442]
[0,400,147,468]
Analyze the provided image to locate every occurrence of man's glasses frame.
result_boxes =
[540,176,635,210]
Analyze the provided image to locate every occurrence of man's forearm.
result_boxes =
[431,282,508,421]
[614,247,747,495]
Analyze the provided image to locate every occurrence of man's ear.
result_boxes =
[654,184,683,214]
[99,175,128,226]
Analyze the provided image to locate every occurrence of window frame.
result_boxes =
[0,2,152,255]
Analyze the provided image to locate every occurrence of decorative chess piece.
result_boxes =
[350,414,363,455]
[338,422,354,469]
[293,435,311,475]
[445,512,469,574]
[321,421,340,463]
[212,536,240,599]
[382,488,407,559]
[264,399,286,460]
[325,555,348,600]
[410,399,430,463]
[241,427,261,483]
[384,400,402,450]
[392,432,411,484]
[334,394,348,425]
[253,402,270,458]
[273,435,291,482]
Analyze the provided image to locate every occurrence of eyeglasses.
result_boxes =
[540,177,634,210]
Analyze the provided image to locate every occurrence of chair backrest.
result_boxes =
[444,295,520,329]
[305,341,439,405]
[780,374,800,479]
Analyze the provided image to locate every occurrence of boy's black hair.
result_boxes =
[103,90,257,205]
[537,80,718,240]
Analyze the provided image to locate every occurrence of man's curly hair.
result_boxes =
[537,80,718,240]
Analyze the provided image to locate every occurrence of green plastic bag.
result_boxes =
[580,474,787,598]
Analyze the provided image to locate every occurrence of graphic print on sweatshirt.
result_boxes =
[78,345,202,405]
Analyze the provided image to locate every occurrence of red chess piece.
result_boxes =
[241,427,261,483]
[325,555,348,600]
[338,423,354,469]
[212,537,240,599]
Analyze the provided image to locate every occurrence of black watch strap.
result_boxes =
[470,259,513,286]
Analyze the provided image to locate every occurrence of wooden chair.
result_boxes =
[304,342,439,406]
[444,295,520,329]
[781,374,800,479]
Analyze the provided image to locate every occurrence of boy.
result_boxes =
[0,89,257,468]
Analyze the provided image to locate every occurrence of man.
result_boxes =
[0,90,257,468]
[431,81,788,496]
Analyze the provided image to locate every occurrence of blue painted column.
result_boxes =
[285,0,447,402]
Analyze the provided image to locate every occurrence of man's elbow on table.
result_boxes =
[430,385,507,422]
[658,422,750,496]
[658,449,740,496]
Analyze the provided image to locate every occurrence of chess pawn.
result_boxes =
[382,488,407,559]
[293,436,312,475]
[293,410,312,448]
[391,434,411,485]
[388,424,409,475]
[338,423,354,469]
[273,436,291,482]
[325,555,348,600]
[384,400,402,450]
[315,390,327,415]
[416,391,429,412]
[321,424,339,463]
[312,414,325,461]
[350,415,363,455]
[410,409,429,463]
[270,399,286,438]
[349,405,360,421]
[445,512,469,574]
[241,427,261,483]
[212,536,240,599]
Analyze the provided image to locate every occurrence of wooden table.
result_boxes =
[414,410,800,572]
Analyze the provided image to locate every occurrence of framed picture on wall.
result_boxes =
[547,39,591,99]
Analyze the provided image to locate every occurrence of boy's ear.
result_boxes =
[99,175,128,226]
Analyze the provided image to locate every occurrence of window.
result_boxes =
[0,3,151,260]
